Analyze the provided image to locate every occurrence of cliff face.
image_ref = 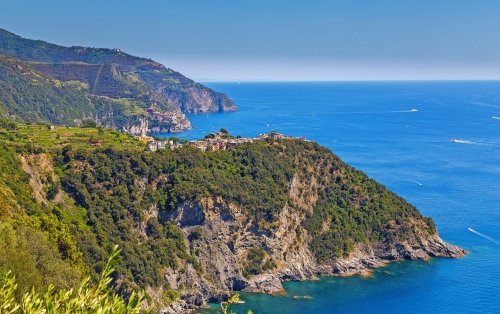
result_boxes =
[136,68,238,113]
[154,193,465,313]
[119,114,192,135]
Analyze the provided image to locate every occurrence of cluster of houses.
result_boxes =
[188,134,253,152]
[137,131,306,152]
[139,138,183,151]
[133,134,177,151]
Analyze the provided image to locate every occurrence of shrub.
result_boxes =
[0,245,149,314]
[190,227,203,240]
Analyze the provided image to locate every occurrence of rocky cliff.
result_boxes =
[136,69,237,113]
[154,192,465,313]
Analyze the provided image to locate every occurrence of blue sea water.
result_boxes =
[157,81,500,313]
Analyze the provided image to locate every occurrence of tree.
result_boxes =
[0,118,17,131]
[82,120,97,128]
[169,136,180,143]
[220,127,228,134]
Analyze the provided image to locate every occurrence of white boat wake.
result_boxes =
[493,116,500,120]
[391,109,418,113]
[450,139,497,147]
[451,139,476,145]
[468,228,500,245]
[413,181,423,186]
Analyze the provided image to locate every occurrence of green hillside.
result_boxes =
[0,119,443,310]
[0,28,237,118]
[0,56,153,128]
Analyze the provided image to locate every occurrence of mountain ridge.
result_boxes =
[0,28,237,132]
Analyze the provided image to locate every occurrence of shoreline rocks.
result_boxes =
[155,197,467,313]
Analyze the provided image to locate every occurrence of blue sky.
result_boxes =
[2,0,500,81]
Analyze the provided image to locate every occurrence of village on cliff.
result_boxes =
[135,130,307,152]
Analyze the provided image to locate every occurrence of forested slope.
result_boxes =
[0,119,465,313]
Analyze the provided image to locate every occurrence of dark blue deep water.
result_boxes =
[158,81,500,313]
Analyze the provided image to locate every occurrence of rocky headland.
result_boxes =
[127,139,466,313]
[0,122,466,314]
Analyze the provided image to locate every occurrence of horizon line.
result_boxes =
[196,79,500,83]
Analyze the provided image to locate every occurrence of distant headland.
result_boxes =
[0,27,237,135]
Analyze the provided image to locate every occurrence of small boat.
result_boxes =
[410,109,418,112]
[451,138,458,142]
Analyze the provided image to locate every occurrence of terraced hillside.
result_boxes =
[0,28,237,115]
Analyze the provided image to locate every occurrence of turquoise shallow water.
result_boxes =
[155,81,500,313]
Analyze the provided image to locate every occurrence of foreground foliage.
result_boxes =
[0,223,82,301]
[219,292,253,314]
[0,246,148,314]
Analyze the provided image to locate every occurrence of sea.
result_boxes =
[154,81,500,314]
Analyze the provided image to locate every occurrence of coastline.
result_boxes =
[190,246,466,314]
[159,199,466,314]
[150,81,497,313]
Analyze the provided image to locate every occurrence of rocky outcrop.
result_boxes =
[314,236,466,278]
[136,68,238,114]
[121,117,149,135]
[12,137,466,314]
[162,84,238,114]
[18,153,58,206]
[152,194,466,313]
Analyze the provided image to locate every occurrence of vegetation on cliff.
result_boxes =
[0,119,438,310]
